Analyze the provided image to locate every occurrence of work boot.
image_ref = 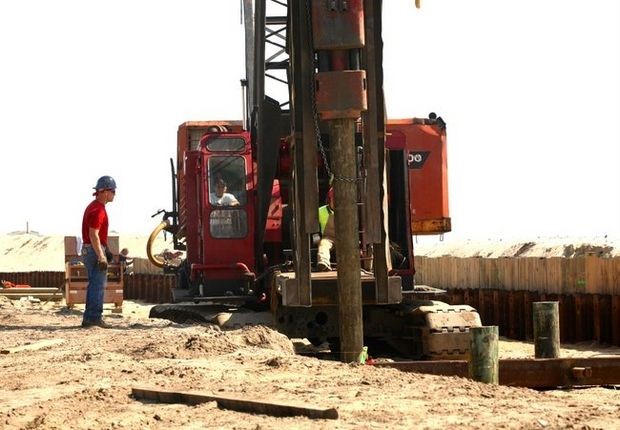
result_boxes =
[316,262,331,272]
[81,319,111,328]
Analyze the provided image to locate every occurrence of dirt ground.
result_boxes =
[1,297,619,430]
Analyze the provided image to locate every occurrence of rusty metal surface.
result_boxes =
[441,289,620,347]
[411,218,452,234]
[288,0,315,307]
[315,70,367,120]
[311,0,365,50]
[0,272,65,288]
[0,272,173,304]
[127,274,175,304]
[276,271,401,306]
[372,357,620,388]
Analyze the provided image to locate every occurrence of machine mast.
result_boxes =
[245,0,392,361]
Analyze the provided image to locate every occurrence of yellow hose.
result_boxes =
[146,220,169,268]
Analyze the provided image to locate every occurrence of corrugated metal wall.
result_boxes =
[0,271,174,304]
[441,289,620,347]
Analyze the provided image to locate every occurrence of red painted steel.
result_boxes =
[385,119,450,234]
[177,128,257,284]
[315,70,367,120]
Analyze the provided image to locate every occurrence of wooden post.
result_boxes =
[533,301,560,358]
[329,118,363,363]
[468,326,499,384]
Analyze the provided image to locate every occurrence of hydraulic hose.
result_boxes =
[147,219,169,268]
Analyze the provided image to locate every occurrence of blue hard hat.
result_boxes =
[94,175,117,190]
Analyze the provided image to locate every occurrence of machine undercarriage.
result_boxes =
[149,271,481,360]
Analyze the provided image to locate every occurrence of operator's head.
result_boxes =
[93,175,117,201]
[215,178,227,197]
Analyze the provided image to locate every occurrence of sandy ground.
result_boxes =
[1,297,620,430]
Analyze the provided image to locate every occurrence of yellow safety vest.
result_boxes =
[318,205,333,235]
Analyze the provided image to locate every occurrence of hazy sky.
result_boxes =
[1,0,618,241]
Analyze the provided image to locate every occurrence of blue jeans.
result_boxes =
[82,246,107,322]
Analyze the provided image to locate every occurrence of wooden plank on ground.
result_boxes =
[1,339,65,354]
[0,287,61,294]
[131,387,338,420]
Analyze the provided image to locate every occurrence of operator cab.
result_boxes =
[176,128,257,301]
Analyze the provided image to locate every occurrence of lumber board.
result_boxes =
[0,287,61,294]
[0,293,63,301]
[131,387,338,420]
[1,339,65,354]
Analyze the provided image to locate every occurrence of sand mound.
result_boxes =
[0,233,172,272]
[129,324,294,360]
[414,237,620,258]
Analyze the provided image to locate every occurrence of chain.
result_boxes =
[304,0,360,184]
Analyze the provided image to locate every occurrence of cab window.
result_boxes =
[208,156,246,206]
[210,209,247,238]
[205,137,245,152]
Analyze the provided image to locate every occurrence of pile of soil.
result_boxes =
[414,237,619,259]
[1,298,619,429]
[0,233,170,272]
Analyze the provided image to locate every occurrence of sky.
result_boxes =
[1,0,618,241]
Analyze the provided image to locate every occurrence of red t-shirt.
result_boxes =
[82,200,108,246]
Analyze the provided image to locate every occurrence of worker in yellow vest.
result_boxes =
[317,188,335,272]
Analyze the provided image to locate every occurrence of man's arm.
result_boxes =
[88,227,107,263]
[227,193,240,206]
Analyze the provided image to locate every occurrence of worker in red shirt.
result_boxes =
[81,175,116,328]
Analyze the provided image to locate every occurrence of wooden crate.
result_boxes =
[65,263,124,311]
[64,235,124,312]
